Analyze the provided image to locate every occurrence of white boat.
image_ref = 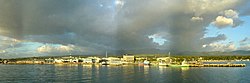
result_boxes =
[159,61,168,66]
[168,64,189,67]
[143,60,150,65]
[101,51,110,65]
[168,60,189,67]
[100,60,109,65]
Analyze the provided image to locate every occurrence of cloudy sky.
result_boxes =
[0,0,250,58]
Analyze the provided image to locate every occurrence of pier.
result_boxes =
[188,64,246,67]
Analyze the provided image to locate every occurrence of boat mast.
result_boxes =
[105,51,108,58]
[169,52,171,63]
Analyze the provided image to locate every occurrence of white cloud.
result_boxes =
[202,45,207,48]
[0,50,6,53]
[0,35,20,43]
[212,16,233,28]
[0,35,21,50]
[187,0,239,15]
[191,16,203,21]
[115,0,125,12]
[37,44,77,53]
[115,0,124,6]
[37,45,52,53]
[203,43,236,52]
[212,9,242,28]
[148,33,167,46]
[223,9,239,18]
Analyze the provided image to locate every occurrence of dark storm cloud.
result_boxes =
[0,0,118,54]
[0,0,249,56]
[0,0,23,39]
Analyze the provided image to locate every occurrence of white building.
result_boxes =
[107,57,122,65]
[54,59,63,63]
[61,56,78,63]
[83,58,93,63]
[122,55,135,63]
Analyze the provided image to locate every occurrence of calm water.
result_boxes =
[0,62,250,83]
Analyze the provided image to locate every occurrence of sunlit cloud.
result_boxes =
[191,16,203,22]
[203,42,237,52]
[223,9,239,19]
[37,44,76,53]
[212,16,234,28]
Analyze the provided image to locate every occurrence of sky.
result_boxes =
[0,0,250,58]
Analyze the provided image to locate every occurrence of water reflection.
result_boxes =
[0,62,249,83]
[143,65,150,75]
[158,66,168,74]
[54,64,78,67]
[181,67,189,71]
[122,65,135,83]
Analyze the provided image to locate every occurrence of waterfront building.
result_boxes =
[54,59,63,63]
[82,58,93,63]
[100,57,123,65]
[61,56,78,63]
[135,57,147,61]
[45,58,54,63]
[85,57,101,63]
[122,55,135,63]
[108,57,122,65]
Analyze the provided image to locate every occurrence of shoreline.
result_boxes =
[2,62,247,67]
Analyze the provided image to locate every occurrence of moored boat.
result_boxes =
[143,60,150,65]
[159,61,168,66]
[168,60,189,67]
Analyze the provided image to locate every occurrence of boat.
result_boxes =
[168,60,189,67]
[168,64,189,67]
[159,61,168,66]
[100,60,109,65]
[100,51,110,65]
[143,60,150,65]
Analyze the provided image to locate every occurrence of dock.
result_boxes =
[188,64,246,67]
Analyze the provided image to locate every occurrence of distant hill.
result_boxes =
[230,50,250,55]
